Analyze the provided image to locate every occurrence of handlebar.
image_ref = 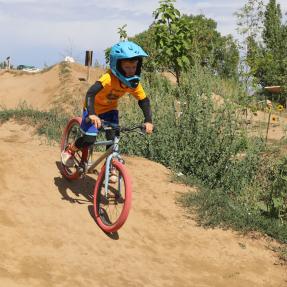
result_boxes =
[86,117,146,134]
[102,121,146,135]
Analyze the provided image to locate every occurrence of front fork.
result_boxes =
[104,152,124,196]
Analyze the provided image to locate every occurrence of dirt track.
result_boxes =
[0,65,287,286]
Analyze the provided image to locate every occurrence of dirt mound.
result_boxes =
[0,65,60,110]
[0,120,286,287]
[0,63,105,111]
[69,62,106,81]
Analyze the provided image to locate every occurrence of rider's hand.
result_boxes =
[144,122,153,134]
[89,115,102,129]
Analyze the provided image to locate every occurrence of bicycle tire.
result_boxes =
[93,159,132,233]
[60,117,88,180]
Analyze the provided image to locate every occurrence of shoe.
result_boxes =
[109,168,118,184]
[61,149,75,167]
[103,168,118,184]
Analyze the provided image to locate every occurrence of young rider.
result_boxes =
[61,41,153,175]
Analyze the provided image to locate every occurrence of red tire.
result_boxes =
[60,117,88,180]
[94,159,132,233]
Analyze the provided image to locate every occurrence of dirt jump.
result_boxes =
[0,64,286,287]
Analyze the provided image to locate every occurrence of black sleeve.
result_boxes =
[85,81,103,115]
[138,97,152,123]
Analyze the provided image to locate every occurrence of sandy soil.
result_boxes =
[0,67,60,110]
[0,64,286,286]
[0,63,105,111]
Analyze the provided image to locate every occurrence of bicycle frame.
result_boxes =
[66,121,143,197]
[86,135,123,197]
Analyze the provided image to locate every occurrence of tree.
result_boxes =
[235,0,265,88]
[185,14,239,79]
[261,0,287,89]
[153,0,191,85]
[235,0,264,41]
[213,35,240,79]
[118,24,128,41]
[129,26,158,72]
[105,24,129,64]
[131,11,239,81]
[236,0,287,92]
[263,0,282,52]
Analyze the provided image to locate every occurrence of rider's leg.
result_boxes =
[62,109,99,166]
[75,135,97,149]
[98,110,119,150]
[98,110,119,183]
[61,135,97,166]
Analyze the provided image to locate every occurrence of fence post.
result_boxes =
[85,50,93,81]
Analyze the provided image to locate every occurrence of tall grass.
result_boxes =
[119,65,287,243]
[0,102,68,143]
[120,66,263,192]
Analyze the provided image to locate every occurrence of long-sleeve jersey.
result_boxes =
[84,70,152,123]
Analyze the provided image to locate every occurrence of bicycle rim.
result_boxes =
[94,160,132,233]
[60,117,88,180]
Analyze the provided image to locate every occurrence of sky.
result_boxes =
[0,0,286,68]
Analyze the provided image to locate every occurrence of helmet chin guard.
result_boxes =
[110,41,148,88]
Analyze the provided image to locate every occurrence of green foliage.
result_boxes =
[120,65,261,190]
[185,15,239,79]
[130,26,158,72]
[180,187,287,243]
[263,0,283,51]
[260,0,287,88]
[236,0,287,91]
[153,0,191,84]
[118,24,128,41]
[104,24,129,65]
[257,156,287,221]
[118,65,287,242]
[129,1,239,83]
[104,47,111,65]
[59,61,71,80]
[235,0,264,39]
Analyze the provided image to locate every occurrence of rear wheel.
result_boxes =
[60,117,88,180]
[93,159,132,233]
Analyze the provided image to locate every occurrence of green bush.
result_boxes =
[120,66,264,193]
[119,65,287,243]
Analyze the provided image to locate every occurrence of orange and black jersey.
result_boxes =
[85,70,152,123]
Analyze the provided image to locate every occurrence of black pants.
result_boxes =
[75,129,117,150]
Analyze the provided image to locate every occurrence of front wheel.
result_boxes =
[93,159,132,233]
[60,117,88,180]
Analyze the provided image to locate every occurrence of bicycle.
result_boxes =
[60,117,145,233]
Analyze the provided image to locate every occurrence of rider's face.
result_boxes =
[120,60,138,77]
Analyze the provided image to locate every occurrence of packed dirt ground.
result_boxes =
[0,64,286,286]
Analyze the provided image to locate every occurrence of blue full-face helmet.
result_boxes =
[109,41,148,88]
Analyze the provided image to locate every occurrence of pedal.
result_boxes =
[77,162,87,175]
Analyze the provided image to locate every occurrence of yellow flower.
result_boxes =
[276,104,284,112]
[271,115,277,123]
